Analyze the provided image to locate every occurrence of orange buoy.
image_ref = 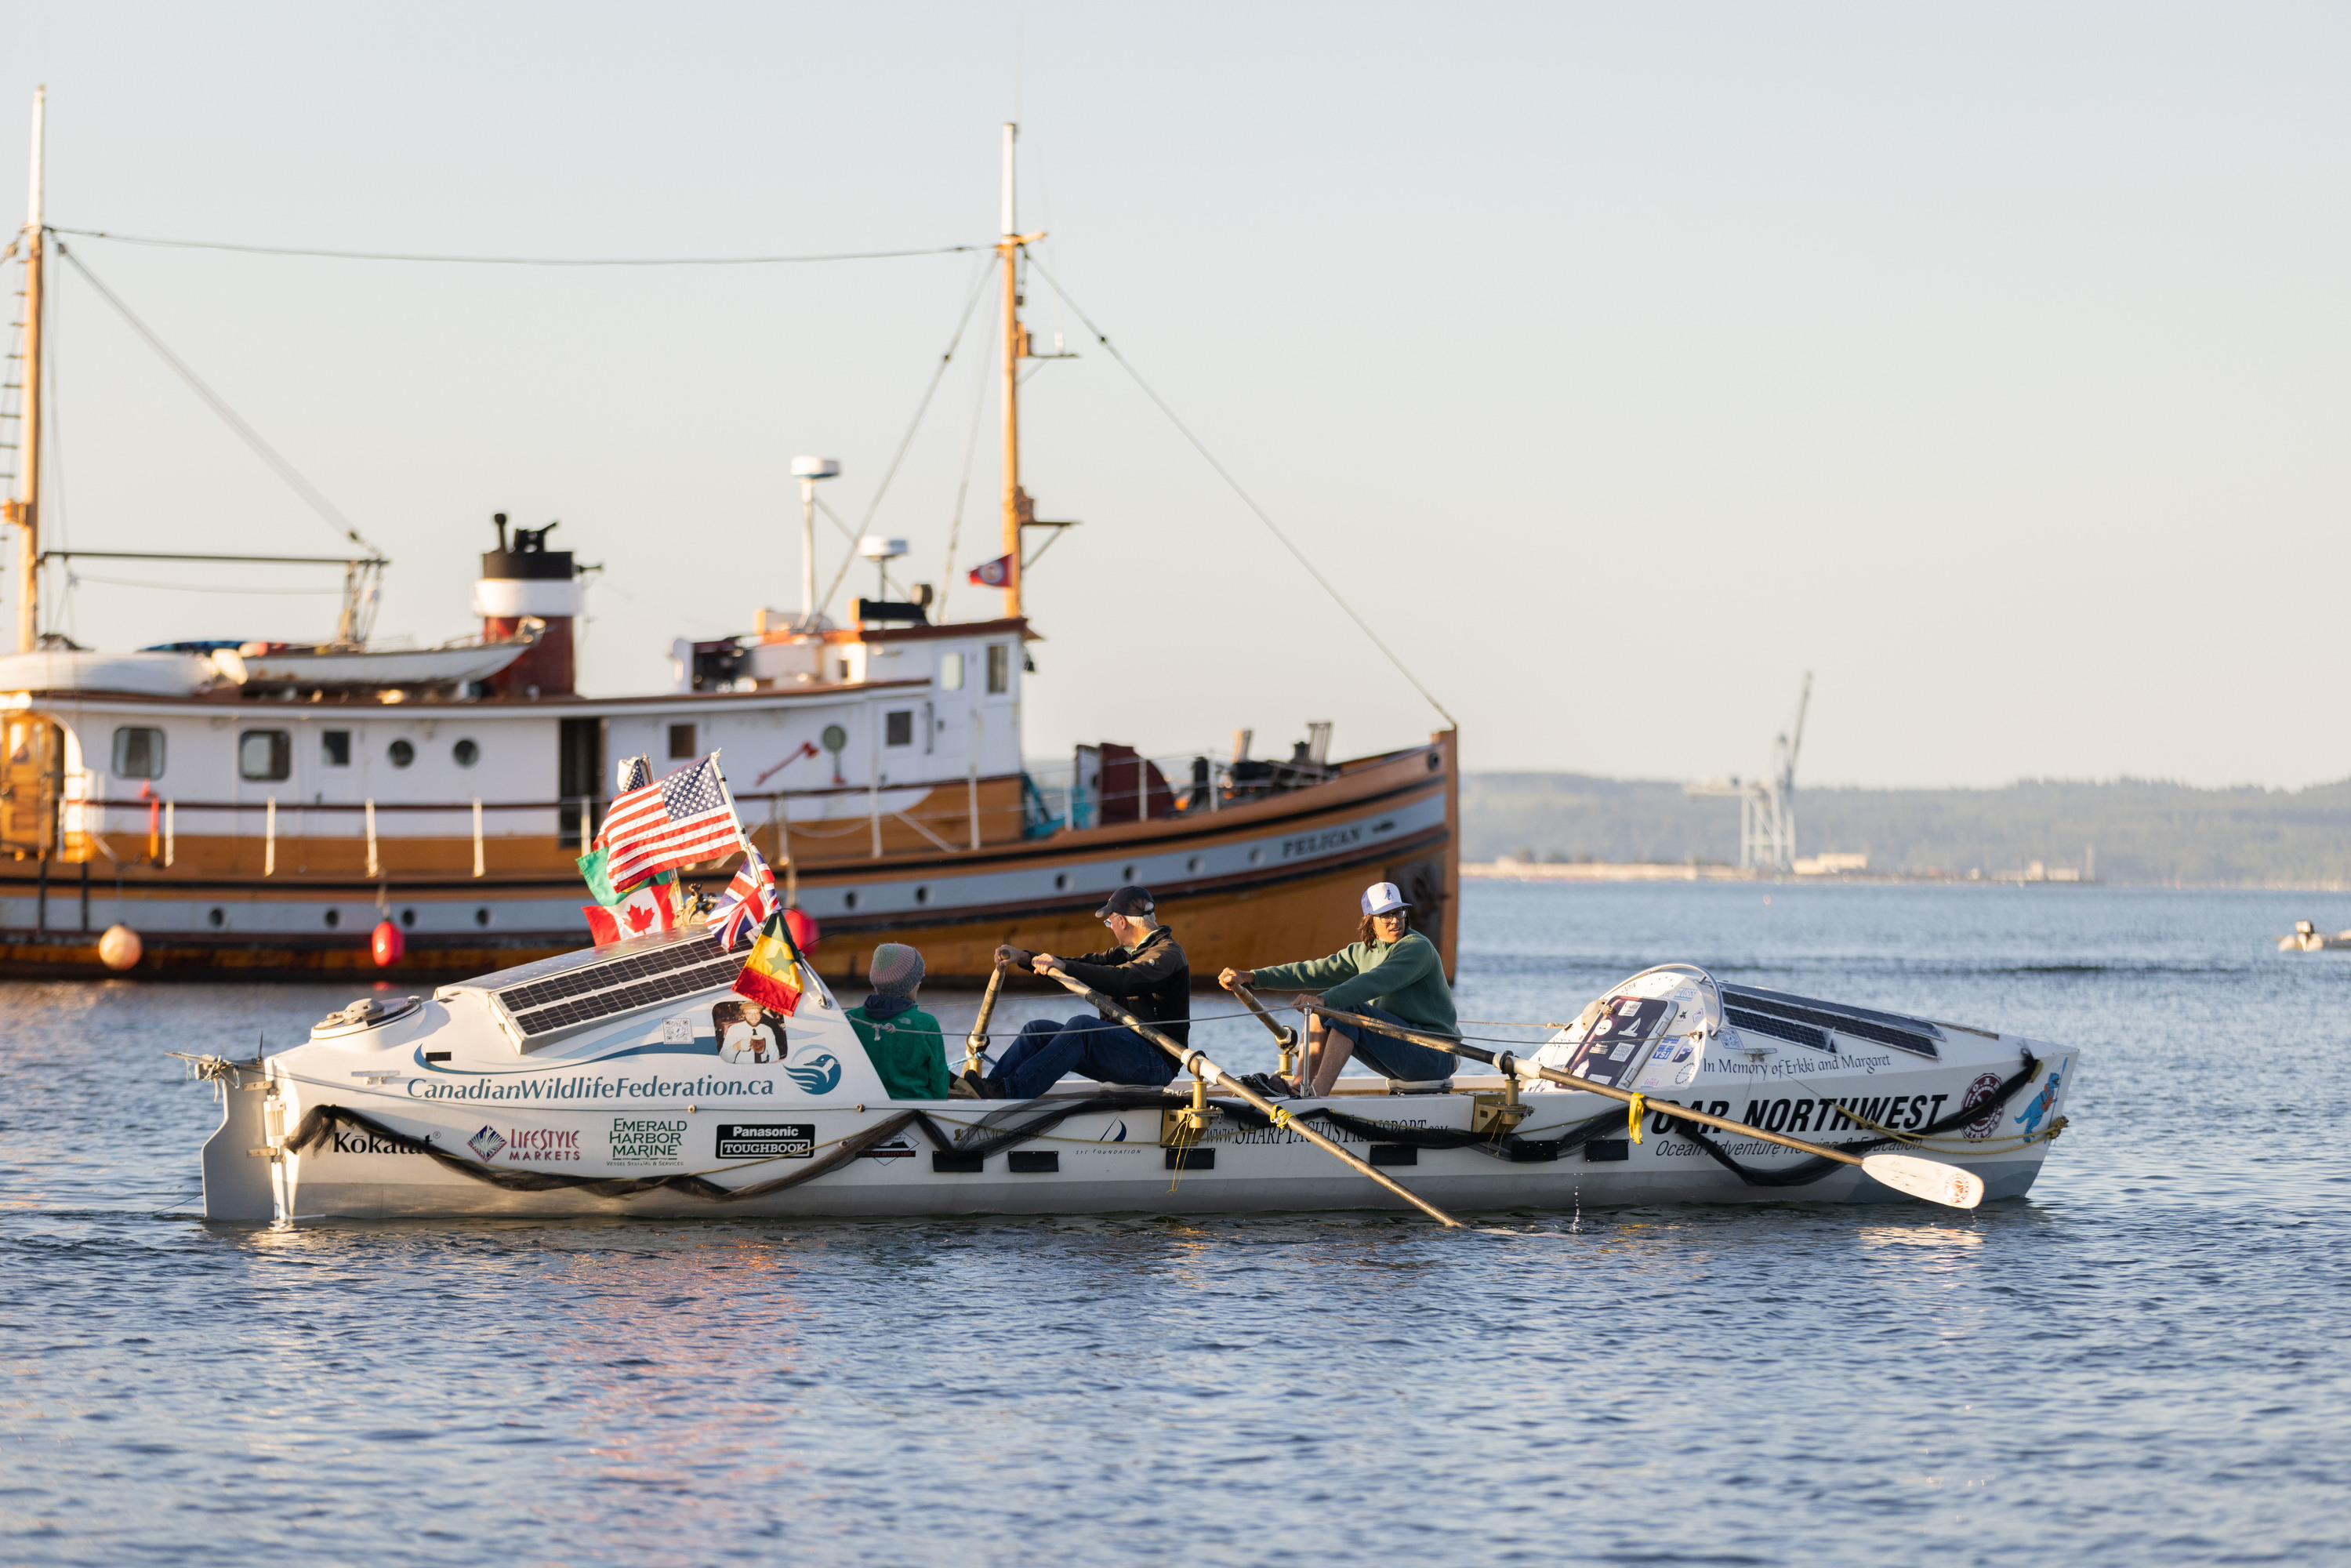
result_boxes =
[97,924,143,971]
[371,920,405,968]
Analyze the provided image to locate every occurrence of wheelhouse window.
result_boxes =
[938,651,964,691]
[986,644,1009,695]
[884,710,914,747]
[111,727,165,780]
[238,730,292,782]
[669,723,696,759]
[321,730,351,768]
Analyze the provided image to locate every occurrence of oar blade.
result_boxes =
[1859,1152,1985,1210]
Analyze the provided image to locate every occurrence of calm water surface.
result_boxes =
[3,884,2346,1565]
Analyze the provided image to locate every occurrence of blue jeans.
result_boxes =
[997,1014,1179,1100]
[1325,1004,1457,1082]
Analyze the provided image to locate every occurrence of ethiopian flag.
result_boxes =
[731,909,807,1014]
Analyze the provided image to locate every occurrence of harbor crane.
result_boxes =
[1689,673,1812,872]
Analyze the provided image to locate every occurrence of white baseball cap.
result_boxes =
[1361,881,1411,916]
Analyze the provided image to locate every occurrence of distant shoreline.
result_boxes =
[1462,860,2351,892]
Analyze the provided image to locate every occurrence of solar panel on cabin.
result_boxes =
[1720,985,1941,1058]
[493,934,742,1040]
[1725,1007,1834,1053]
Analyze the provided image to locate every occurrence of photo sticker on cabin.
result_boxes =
[713,999,785,1064]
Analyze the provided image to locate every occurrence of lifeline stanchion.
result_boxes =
[1300,1002,1988,1210]
[1040,969,1465,1228]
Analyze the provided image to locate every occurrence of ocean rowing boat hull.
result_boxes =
[202,967,2076,1221]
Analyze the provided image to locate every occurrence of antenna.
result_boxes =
[790,456,841,627]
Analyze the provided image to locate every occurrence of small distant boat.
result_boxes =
[188,943,2078,1222]
[212,633,535,691]
[2277,920,2351,953]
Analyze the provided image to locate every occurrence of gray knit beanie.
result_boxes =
[869,942,925,998]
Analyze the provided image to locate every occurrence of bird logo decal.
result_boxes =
[783,1054,842,1094]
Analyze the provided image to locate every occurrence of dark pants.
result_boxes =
[1324,1004,1457,1082]
[997,1013,1180,1100]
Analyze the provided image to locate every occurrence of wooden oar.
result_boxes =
[1040,968,1465,1228]
[1226,981,1299,1078]
[963,961,1007,1077]
[1302,1002,1987,1210]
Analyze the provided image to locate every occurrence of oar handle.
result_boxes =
[964,964,1007,1077]
[1303,1002,1868,1170]
[1043,970,1464,1229]
[1225,982,1298,1075]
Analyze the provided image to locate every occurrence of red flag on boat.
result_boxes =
[967,554,1014,588]
[731,909,807,1014]
[582,879,680,945]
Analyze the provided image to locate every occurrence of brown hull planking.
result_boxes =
[0,735,1460,982]
[0,847,1448,983]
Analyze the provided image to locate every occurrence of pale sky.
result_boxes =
[1,2,2344,789]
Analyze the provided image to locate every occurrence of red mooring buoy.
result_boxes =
[371,920,405,968]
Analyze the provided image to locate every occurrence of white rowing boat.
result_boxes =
[188,927,2076,1223]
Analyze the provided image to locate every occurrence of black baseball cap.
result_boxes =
[1096,885,1156,919]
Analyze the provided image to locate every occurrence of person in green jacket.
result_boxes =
[1220,880,1457,1096]
[845,942,952,1100]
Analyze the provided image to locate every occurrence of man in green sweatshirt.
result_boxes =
[1218,880,1457,1096]
[845,942,952,1099]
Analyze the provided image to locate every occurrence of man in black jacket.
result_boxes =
[980,885,1188,1099]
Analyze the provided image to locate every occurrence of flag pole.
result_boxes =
[709,750,752,860]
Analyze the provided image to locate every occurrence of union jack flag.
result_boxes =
[712,843,778,951]
[597,754,742,889]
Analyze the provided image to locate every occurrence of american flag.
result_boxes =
[711,843,778,951]
[597,754,742,888]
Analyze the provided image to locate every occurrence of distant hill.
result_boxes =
[1463,774,2351,887]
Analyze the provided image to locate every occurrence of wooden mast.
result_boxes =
[11,86,42,654]
[998,122,1023,620]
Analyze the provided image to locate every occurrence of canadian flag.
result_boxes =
[582,880,680,945]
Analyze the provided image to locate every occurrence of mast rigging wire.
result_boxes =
[1025,257,1457,729]
[50,227,978,269]
[812,258,999,622]
[54,242,386,561]
[935,282,1003,621]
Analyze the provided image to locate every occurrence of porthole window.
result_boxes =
[453,739,480,768]
[1187,856,1202,874]
[207,907,225,929]
[111,726,165,780]
[324,909,341,929]
[400,908,417,929]
[238,729,292,782]
[388,739,416,768]
[1121,864,1135,880]
[474,907,492,927]
[843,890,859,911]
[914,885,930,905]
[1054,873,1069,891]
[1248,847,1264,866]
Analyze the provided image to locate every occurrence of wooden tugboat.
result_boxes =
[0,103,1456,982]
